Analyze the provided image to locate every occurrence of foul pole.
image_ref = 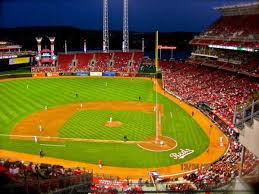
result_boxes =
[155,31,159,144]
[155,31,159,72]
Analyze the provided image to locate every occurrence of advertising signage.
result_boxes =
[208,45,257,52]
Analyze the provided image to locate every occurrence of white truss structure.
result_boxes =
[103,0,109,52]
[123,0,129,52]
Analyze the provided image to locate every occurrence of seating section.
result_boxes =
[32,51,143,73]
[190,49,259,77]
[92,52,113,72]
[75,53,94,72]
[53,51,143,73]
[0,158,91,193]
[161,61,259,119]
[190,14,259,49]
[112,52,133,72]
[57,54,74,72]
[184,130,257,190]
[204,14,259,37]
[132,52,144,72]
[31,67,56,73]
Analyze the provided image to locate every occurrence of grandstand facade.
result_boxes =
[0,41,35,71]
[189,3,259,78]
[32,50,144,75]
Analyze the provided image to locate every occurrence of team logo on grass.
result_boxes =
[169,149,194,159]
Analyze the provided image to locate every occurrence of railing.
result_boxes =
[58,50,143,55]
[0,173,93,194]
[234,100,259,127]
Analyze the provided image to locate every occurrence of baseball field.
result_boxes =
[0,77,228,178]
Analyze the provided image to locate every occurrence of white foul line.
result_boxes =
[40,144,66,147]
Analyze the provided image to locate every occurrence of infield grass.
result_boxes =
[60,110,155,141]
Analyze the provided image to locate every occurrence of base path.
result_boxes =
[1,77,228,179]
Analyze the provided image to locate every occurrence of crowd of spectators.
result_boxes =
[42,51,144,73]
[31,66,56,73]
[112,52,133,72]
[165,182,196,192]
[190,49,259,77]
[202,14,259,38]
[0,158,87,180]
[90,183,143,194]
[161,60,259,118]
[0,159,91,193]
[183,124,257,190]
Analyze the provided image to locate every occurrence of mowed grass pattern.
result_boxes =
[60,110,155,141]
[0,77,209,167]
[0,78,153,134]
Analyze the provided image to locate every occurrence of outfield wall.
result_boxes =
[0,73,32,80]
[0,71,158,79]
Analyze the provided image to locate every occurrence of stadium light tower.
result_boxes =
[122,0,129,52]
[103,0,109,52]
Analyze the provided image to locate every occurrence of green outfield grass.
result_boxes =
[60,110,155,141]
[0,77,209,167]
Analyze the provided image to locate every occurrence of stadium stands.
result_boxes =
[31,66,56,73]
[202,14,259,38]
[92,52,113,72]
[112,52,133,72]
[161,61,259,119]
[57,54,74,72]
[41,51,144,73]
[132,52,144,72]
[75,53,94,72]
[0,159,92,194]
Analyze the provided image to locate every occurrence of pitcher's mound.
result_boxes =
[105,121,123,127]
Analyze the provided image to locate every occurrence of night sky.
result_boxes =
[0,0,252,32]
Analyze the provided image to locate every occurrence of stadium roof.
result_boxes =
[215,2,259,16]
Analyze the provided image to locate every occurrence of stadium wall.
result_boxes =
[239,119,259,158]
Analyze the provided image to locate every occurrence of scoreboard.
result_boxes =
[9,57,30,65]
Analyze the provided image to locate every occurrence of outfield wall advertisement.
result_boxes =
[90,72,102,76]
[76,72,90,76]
[47,72,60,77]
[9,57,30,65]
[102,72,116,76]
[33,73,45,78]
